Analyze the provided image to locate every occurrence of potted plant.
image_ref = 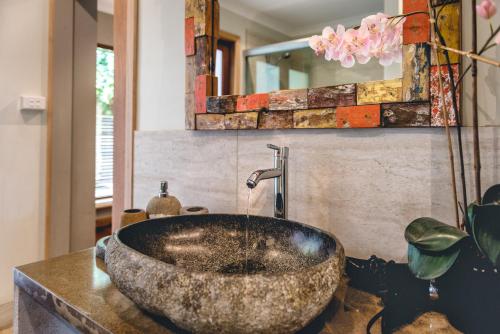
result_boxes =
[405,184,500,332]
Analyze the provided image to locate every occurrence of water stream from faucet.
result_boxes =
[245,189,252,274]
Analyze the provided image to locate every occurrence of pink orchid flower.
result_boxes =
[361,13,389,38]
[476,0,497,19]
[309,35,327,56]
[309,12,404,68]
[322,25,345,61]
[338,28,361,68]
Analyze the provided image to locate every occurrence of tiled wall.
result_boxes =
[134,127,500,261]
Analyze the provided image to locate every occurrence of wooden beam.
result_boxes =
[196,114,225,130]
[431,64,459,126]
[403,0,430,45]
[381,102,431,127]
[236,94,269,112]
[185,17,195,56]
[225,112,259,129]
[207,95,238,113]
[431,3,460,65]
[46,0,74,258]
[402,43,430,102]
[336,105,381,128]
[293,109,337,129]
[357,79,403,105]
[270,89,308,111]
[259,111,294,129]
[307,84,356,108]
[113,0,138,231]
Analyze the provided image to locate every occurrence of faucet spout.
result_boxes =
[246,168,282,189]
[245,144,289,219]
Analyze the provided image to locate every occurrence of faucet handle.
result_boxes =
[267,144,289,159]
[267,144,280,151]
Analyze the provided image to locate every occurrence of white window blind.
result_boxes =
[95,114,113,198]
[96,46,114,199]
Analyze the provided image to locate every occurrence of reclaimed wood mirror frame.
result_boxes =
[185,0,461,131]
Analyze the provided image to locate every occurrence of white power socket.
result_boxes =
[19,95,47,111]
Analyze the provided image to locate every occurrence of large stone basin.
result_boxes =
[105,214,345,334]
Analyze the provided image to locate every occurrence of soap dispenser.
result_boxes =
[146,181,182,218]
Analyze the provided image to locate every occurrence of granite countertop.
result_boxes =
[14,249,461,334]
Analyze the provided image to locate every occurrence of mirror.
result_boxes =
[218,0,403,95]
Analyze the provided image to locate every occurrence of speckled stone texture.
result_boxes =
[105,214,345,334]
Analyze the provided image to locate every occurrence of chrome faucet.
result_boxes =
[246,144,289,219]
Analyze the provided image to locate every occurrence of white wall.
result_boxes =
[98,11,114,47]
[0,0,48,305]
[462,1,500,126]
[137,0,186,131]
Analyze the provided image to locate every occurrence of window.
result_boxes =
[96,46,114,199]
[215,37,236,95]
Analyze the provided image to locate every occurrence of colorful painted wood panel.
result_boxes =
[432,3,460,65]
[185,93,196,130]
[293,109,336,129]
[307,84,356,108]
[431,64,459,127]
[225,112,259,130]
[185,0,216,37]
[236,94,269,112]
[195,75,217,114]
[213,0,220,39]
[259,111,294,129]
[270,89,308,111]
[403,0,430,44]
[403,43,430,102]
[207,95,238,113]
[185,56,196,94]
[195,37,216,76]
[336,105,380,128]
[381,102,431,127]
[196,114,225,130]
[185,17,195,56]
[431,0,459,8]
[357,79,403,105]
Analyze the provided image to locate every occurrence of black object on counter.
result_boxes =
[346,256,431,334]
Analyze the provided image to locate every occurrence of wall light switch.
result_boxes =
[19,95,47,111]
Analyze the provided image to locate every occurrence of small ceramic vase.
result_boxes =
[180,206,209,215]
[121,209,148,227]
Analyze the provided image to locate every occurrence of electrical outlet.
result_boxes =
[19,95,46,111]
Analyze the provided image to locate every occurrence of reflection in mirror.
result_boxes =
[218,0,403,95]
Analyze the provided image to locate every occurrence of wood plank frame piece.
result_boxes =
[113,0,139,231]
[185,0,461,130]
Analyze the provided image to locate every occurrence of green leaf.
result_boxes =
[405,217,468,252]
[483,184,500,205]
[407,244,461,280]
[472,204,500,267]
[464,202,478,235]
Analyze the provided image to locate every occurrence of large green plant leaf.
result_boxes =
[405,217,467,252]
[407,244,461,280]
[483,184,500,205]
[472,204,500,267]
[464,202,479,235]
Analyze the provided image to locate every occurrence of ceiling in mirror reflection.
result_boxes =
[220,0,387,37]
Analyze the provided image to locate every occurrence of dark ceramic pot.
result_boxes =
[105,214,345,334]
[437,242,500,333]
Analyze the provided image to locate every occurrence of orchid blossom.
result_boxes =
[309,13,405,68]
[476,0,497,19]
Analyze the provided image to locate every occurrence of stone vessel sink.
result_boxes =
[105,214,345,334]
